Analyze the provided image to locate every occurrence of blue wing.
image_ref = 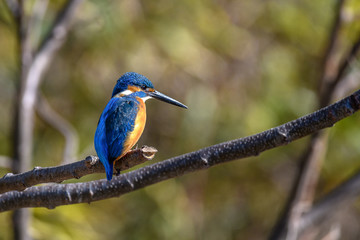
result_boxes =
[94,96,139,180]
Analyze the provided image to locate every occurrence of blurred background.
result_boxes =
[1,0,360,239]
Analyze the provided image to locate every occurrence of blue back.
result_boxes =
[94,95,140,180]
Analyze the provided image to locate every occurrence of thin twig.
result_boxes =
[0,146,157,194]
[36,93,79,164]
[0,88,359,212]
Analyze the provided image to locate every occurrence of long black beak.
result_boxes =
[146,90,188,109]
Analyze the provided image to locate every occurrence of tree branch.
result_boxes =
[1,88,359,212]
[0,146,157,194]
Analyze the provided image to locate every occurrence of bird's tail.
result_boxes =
[105,160,114,181]
[98,156,114,180]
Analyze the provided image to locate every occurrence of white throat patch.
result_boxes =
[117,89,152,102]
[141,96,152,102]
[120,90,133,96]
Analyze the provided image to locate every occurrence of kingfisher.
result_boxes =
[94,72,187,180]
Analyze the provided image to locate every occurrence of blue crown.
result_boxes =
[111,72,154,97]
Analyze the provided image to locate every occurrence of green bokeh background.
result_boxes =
[1,0,360,239]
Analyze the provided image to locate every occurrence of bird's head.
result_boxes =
[112,72,187,109]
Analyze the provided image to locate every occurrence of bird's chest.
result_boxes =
[132,99,147,139]
[121,98,147,156]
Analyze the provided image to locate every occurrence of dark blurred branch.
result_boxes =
[12,0,32,174]
[276,132,329,240]
[270,1,360,239]
[318,0,345,96]
[10,1,34,239]
[16,1,83,156]
[30,0,82,86]
[0,89,359,212]
[333,68,360,100]
[36,93,79,164]
[320,32,360,107]
[10,0,82,192]
[7,1,82,240]
[299,168,360,234]
[5,0,19,17]
[0,146,157,194]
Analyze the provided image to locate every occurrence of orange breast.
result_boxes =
[116,97,147,160]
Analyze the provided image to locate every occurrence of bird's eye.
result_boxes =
[141,85,147,90]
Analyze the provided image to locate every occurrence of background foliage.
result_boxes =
[1,0,360,239]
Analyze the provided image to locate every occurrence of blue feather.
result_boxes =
[94,96,140,180]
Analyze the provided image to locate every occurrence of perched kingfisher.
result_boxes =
[94,72,187,180]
